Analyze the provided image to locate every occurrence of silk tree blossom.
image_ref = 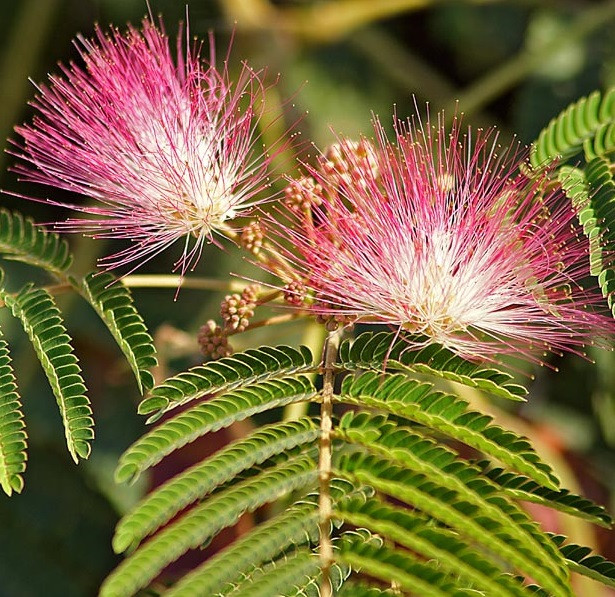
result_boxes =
[10,17,280,275]
[267,115,615,363]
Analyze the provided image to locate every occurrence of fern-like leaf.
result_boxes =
[224,549,321,597]
[477,462,612,528]
[0,208,72,274]
[138,344,314,420]
[335,412,568,587]
[548,535,615,589]
[115,375,317,484]
[164,480,366,597]
[74,271,157,393]
[335,497,534,597]
[166,499,321,596]
[337,453,570,597]
[0,282,93,462]
[559,160,615,315]
[224,549,349,597]
[558,166,589,210]
[113,417,320,553]
[101,453,318,597]
[337,535,483,597]
[0,337,27,495]
[530,88,615,166]
[338,582,398,597]
[585,157,615,314]
[337,371,559,489]
[339,331,527,402]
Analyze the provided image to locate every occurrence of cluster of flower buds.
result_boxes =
[283,280,307,306]
[220,284,260,332]
[198,285,261,360]
[314,298,356,331]
[315,311,356,331]
[284,176,324,212]
[240,220,264,255]
[319,138,379,187]
[197,320,233,359]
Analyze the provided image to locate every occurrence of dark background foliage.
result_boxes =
[0,1,614,595]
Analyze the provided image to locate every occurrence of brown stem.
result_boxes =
[227,312,304,336]
[318,328,341,597]
[255,289,283,306]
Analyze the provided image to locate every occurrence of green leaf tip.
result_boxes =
[0,208,73,274]
[0,284,94,464]
[74,271,157,394]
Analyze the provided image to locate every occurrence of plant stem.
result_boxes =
[122,275,248,292]
[283,319,327,420]
[318,328,341,597]
[227,312,303,336]
[255,289,283,306]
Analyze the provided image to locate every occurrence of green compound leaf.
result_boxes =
[584,157,615,316]
[165,499,320,597]
[530,88,615,166]
[337,534,486,597]
[138,344,314,421]
[115,375,317,484]
[0,337,27,496]
[74,271,157,393]
[337,371,559,490]
[113,417,320,553]
[284,561,349,597]
[550,535,615,589]
[101,453,318,597]
[559,160,615,317]
[338,582,398,597]
[334,413,568,596]
[163,480,366,597]
[334,497,534,597]
[336,454,571,597]
[477,462,612,528]
[339,331,527,402]
[223,549,348,597]
[224,550,320,597]
[166,479,366,597]
[0,209,72,274]
[0,283,93,463]
[335,411,569,582]
[558,166,589,210]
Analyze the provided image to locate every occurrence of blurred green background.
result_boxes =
[1,0,615,595]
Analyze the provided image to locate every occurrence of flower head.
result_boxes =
[267,114,615,363]
[11,17,278,275]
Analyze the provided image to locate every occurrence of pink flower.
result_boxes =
[268,115,615,363]
[11,17,278,275]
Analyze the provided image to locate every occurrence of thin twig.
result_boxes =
[121,275,249,292]
[255,288,283,305]
[228,312,304,335]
